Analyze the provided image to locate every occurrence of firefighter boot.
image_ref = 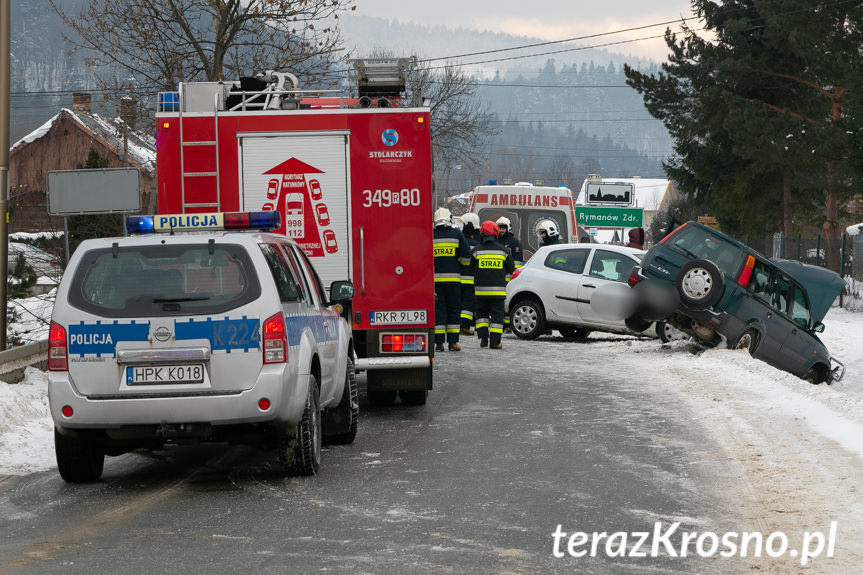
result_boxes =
[461,326,474,336]
[490,343,503,349]
[435,343,445,352]
[480,337,488,348]
[449,343,461,352]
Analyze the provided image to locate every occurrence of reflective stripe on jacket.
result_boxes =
[433,226,471,283]
[472,240,515,298]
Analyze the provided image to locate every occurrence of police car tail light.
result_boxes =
[511,268,523,280]
[48,321,68,372]
[263,313,288,364]
[381,333,426,353]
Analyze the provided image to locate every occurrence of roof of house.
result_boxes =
[11,108,156,174]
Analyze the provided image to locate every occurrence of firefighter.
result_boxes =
[495,216,523,331]
[473,220,515,349]
[459,213,481,335]
[538,221,561,247]
[433,207,471,351]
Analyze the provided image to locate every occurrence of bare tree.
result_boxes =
[50,0,356,101]
[405,61,498,202]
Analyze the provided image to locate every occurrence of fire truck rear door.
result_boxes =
[238,133,351,288]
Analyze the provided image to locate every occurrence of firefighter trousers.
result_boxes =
[460,282,475,330]
[475,297,505,346]
[435,283,461,344]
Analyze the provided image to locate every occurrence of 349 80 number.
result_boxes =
[362,188,421,208]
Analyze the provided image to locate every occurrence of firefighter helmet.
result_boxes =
[433,207,452,226]
[539,221,559,238]
[461,212,480,229]
[495,216,511,229]
[480,220,500,237]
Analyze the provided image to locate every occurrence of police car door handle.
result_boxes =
[583,283,596,289]
[359,226,366,296]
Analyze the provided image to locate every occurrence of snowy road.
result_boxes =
[0,307,861,573]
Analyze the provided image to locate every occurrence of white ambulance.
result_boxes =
[468,182,587,258]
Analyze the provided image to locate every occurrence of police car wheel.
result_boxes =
[676,259,724,309]
[511,298,545,340]
[281,374,322,477]
[54,428,105,483]
[325,358,358,445]
[399,389,428,406]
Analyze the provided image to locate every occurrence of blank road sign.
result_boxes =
[47,168,141,216]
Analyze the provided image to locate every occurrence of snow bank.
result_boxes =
[0,368,55,474]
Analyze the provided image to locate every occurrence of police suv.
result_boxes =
[48,211,357,482]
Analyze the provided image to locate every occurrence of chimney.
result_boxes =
[72,92,91,114]
[120,97,137,130]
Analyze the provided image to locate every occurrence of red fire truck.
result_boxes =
[155,62,434,405]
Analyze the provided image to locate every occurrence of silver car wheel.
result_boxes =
[680,267,714,300]
[512,304,538,335]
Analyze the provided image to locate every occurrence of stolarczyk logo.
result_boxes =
[382,129,398,146]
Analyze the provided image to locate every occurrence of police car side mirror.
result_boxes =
[813,321,825,333]
[329,280,355,303]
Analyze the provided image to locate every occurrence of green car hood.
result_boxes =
[771,259,845,323]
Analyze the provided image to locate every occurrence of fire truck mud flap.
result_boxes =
[365,366,433,392]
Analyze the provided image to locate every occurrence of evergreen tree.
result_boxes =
[625,1,863,263]
[7,254,37,299]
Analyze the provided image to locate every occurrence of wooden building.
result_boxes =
[8,93,156,232]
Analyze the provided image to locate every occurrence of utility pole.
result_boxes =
[0,0,11,350]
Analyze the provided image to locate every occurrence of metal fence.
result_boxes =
[729,232,862,308]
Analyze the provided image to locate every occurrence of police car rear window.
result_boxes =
[68,243,261,317]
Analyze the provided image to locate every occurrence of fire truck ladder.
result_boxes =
[178,86,220,213]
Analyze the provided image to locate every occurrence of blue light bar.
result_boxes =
[126,212,282,235]
[126,216,155,234]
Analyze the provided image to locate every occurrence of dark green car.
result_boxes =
[626,221,846,384]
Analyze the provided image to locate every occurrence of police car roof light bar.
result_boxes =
[126,211,281,235]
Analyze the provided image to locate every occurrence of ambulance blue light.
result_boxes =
[126,216,155,234]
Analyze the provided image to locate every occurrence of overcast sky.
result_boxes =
[351,0,699,62]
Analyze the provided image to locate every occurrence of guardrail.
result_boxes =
[0,340,48,383]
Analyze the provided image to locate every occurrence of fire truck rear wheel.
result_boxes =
[367,390,397,406]
[399,389,427,406]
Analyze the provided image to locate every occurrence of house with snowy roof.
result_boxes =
[8,93,156,232]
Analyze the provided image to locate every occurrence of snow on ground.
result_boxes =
[0,368,54,475]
